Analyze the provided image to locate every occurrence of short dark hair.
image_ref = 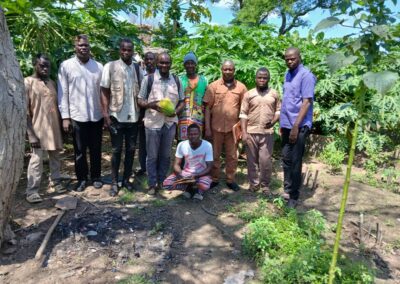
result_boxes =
[119,38,133,48]
[256,67,270,77]
[285,47,301,56]
[32,53,50,66]
[188,123,200,132]
[158,52,171,62]
[144,51,156,59]
[75,34,88,44]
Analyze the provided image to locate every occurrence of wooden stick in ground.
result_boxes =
[312,170,319,190]
[35,210,65,260]
[359,212,364,244]
[376,223,380,244]
[74,193,100,210]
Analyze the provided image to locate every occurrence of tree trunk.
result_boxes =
[0,7,26,246]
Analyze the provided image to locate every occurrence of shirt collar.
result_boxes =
[74,55,91,65]
[288,63,303,76]
[119,58,134,70]
[156,69,171,81]
[219,78,237,88]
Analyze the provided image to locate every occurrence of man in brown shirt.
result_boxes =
[240,67,280,194]
[203,60,247,191]
[25,54,65,203]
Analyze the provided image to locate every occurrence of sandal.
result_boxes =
[261,187,271,196]
[26,193,43,203]
[249,185,259,192]
[52,182,67,194]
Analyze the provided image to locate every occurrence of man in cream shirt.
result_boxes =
[58,34,104,192]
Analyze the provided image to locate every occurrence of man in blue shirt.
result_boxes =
[280,47,316,208]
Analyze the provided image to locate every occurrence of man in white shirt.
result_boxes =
[163,123,213,200]
[100,38,143,196]
[58,34,104,192]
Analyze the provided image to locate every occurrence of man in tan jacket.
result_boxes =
[101,38,143,196]
[240,67,280,195]
[203,60,247,191]
[25,54,65,203]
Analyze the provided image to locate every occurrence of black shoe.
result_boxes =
[75,180,87,192]
[226,182,240,192]
[109,184,119,197]
[287,199,298,209]
[210,181,219,189]
[92,179,103,189]
[135,169,146,176]
[122,180,134,191]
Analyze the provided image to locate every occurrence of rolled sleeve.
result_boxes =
[301,72,316,99]
[100,63,111,88]
[239,91,250,119]
[57,63,70,119]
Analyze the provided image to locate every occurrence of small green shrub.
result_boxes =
[320,142,346,173]
[243,210,374,283]
[118,189,135,204]
[117,274,153,284]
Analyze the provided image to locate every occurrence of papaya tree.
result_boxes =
[313,1,399,282]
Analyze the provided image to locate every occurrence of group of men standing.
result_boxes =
[24,34,315,208]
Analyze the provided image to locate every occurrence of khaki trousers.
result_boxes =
[246,133,274,188]
[26,148,61,195]
[211,131,238,183]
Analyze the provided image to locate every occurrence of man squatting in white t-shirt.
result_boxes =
[163,123,213,200]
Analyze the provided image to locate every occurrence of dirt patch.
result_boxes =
[1,146,399,283]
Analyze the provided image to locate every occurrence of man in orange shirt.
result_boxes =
[203,60,247,191]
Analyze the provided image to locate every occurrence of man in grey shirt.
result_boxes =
[58,34,104,192]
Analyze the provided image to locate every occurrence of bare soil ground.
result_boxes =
[0,141,399,284]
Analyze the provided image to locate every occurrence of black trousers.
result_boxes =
[72,119,103,181]
[281,126,310,200]
[110,118,138,183]
[138,122,147,172]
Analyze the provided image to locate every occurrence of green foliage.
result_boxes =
[233,0,338,35]
[243,210,374,283]
[3,0,142,77]
[117,274,153,284]
[149,222,164,235]
[171,24,400,154]
[237,199,271,222]
[171,24,333,91]
[118,189,135,204]
[320,141,346,173]
[314,2,399,281]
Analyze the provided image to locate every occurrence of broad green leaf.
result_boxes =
[350,39,362,52]
[363,71,399,94]
[326,53,358,73]
[314,17,342,33]
[371,25,390,39]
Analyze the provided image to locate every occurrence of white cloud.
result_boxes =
[212,0,234,8]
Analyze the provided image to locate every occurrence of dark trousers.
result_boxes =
[138,122,147,171]
[72,119,103,181]
[110,119,138,183]
[281,126,310,200]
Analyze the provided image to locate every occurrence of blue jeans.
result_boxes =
[145,123,176,187]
